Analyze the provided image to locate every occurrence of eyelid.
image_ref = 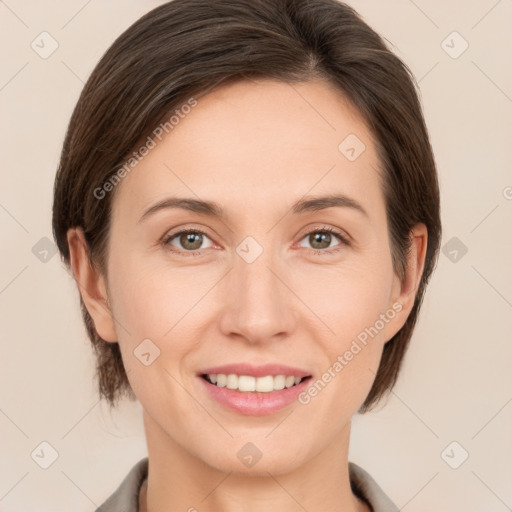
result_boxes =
[162,223,213,238]
[296,224,351,245]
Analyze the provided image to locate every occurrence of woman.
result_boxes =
[52,0,441,510]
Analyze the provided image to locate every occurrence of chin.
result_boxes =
[197,439,308,477]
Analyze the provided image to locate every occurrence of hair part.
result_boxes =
[52,0,441,411]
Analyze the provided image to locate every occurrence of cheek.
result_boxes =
[108,251,192,334]
[106,251,221,381]
[294,257,395,340]
[293,258,394,397]
[108,266,198,412]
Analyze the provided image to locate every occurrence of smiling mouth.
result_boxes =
[201,373,312,393]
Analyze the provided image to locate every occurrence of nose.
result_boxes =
[218,244,297,345]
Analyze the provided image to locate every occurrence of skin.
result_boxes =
[68,78,427,512]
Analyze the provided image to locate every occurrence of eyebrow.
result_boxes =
[138,193,368,223]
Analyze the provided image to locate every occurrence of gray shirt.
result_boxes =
[95,457,399,512]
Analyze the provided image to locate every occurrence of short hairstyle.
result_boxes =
[52,0,441,412]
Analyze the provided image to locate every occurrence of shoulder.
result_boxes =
[95,457,148,512]
[349,462,399,512]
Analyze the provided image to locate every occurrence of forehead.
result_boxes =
[112,78,384,224]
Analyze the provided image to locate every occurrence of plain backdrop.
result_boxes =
[1,1,511,510]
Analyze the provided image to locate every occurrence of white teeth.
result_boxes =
[238,375,256,392]
[273,375,285,390]
[206,373,305,392]
[255,375,274,392]
[226,374,238,389]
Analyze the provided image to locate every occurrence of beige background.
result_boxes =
[1,1,511,510]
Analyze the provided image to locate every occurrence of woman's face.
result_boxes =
[100,78,413,474]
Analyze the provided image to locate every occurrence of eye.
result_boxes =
[162,225,349,258]
[297,226,349,255]
[163,228,214,256]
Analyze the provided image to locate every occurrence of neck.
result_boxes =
[140,409,369,512]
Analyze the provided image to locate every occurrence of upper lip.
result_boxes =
[198,363,311,378]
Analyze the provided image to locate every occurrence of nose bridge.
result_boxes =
[220,236,296,342]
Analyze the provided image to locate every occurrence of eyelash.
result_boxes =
[162,226,350,258]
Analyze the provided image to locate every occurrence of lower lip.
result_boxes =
[199,376,311,416]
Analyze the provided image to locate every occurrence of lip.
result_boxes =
[199,374,312,416]
[197,363,312,416]
[198,363,311,379]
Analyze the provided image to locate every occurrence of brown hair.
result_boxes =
[52,0,441,411]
